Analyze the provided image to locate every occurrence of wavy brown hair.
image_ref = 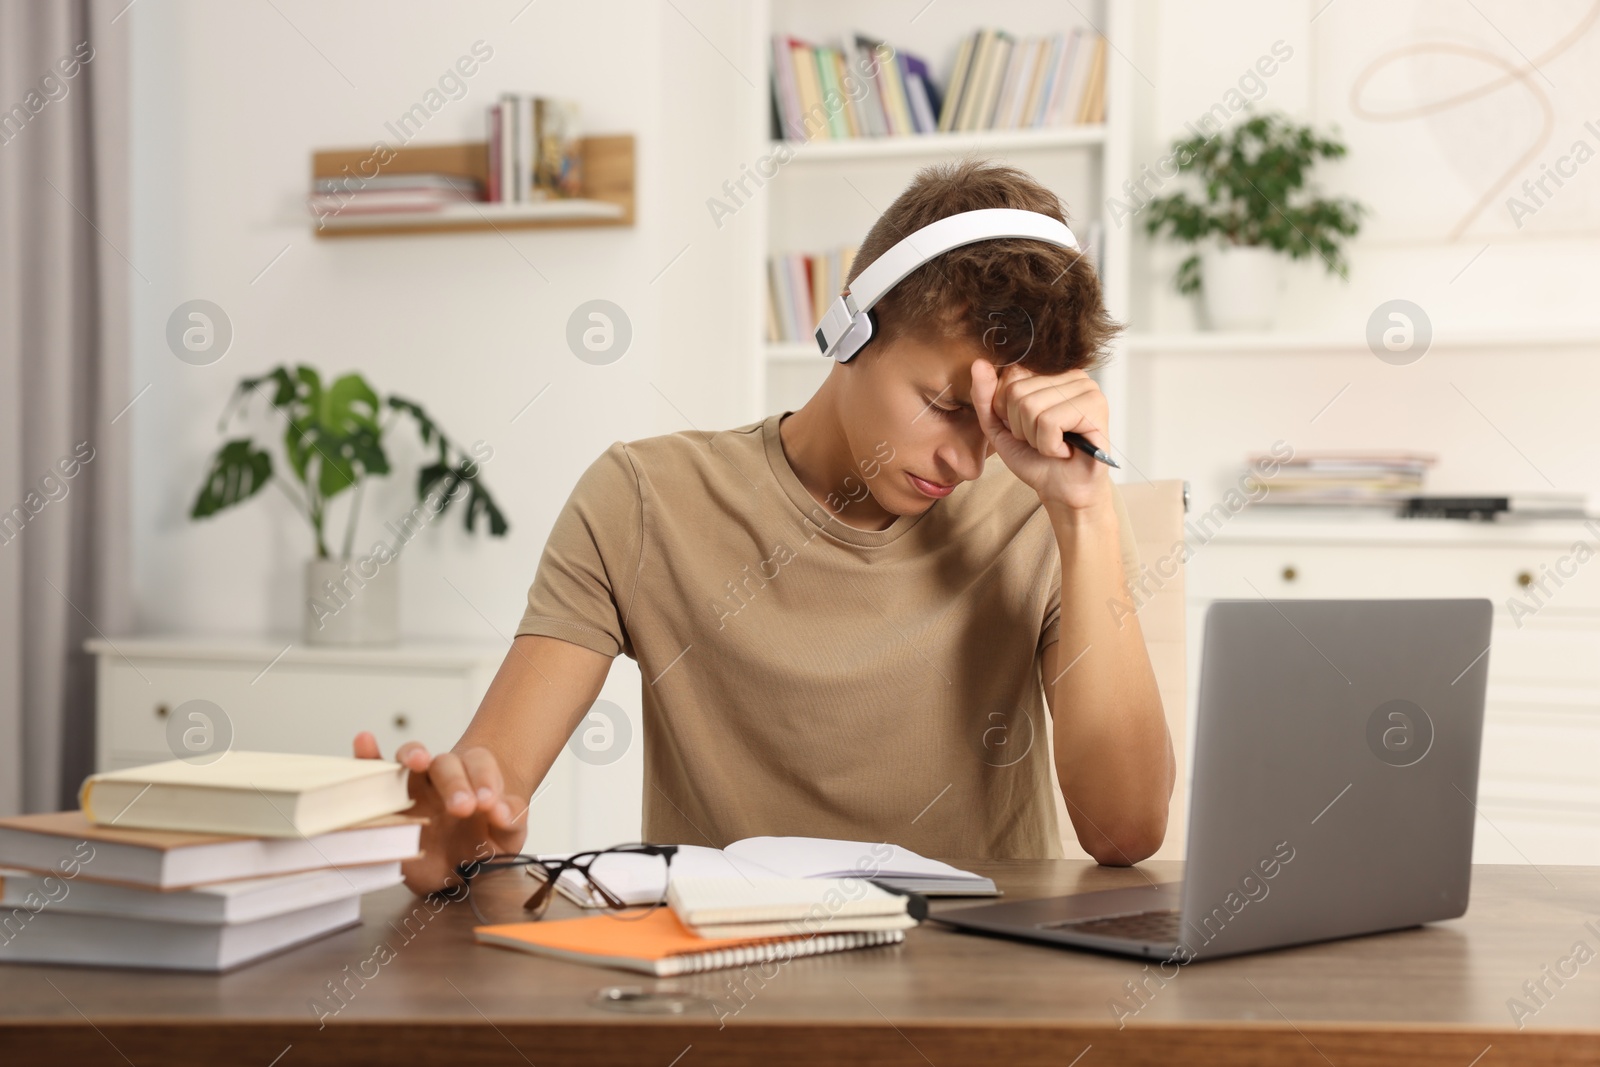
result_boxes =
[846,158,1121,373]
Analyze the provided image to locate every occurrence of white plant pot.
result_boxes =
[303,558,399,646]
[1200,244,1282,331]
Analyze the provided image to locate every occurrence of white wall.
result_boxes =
[1129,0,1600,337]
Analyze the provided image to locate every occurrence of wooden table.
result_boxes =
[4,860,1598,1065]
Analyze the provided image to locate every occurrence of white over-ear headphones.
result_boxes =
[813,207,1080,364]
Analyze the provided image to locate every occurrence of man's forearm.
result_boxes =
[1046,497,1175,865]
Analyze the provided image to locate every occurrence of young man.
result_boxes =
[354,159,1174,896]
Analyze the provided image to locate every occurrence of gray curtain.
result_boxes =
[0,0,132,813]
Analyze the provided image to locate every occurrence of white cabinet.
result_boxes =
[83,636,636,854]
[86,636,503,770]
[1185,515,1600,866]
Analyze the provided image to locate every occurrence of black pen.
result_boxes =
[1063,430,1119,468]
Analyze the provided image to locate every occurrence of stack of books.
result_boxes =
[1246,452,1437,508]
[0,751,421,972]
[768,245,858,345]
[475,878,914,977]
[769,27,1105,142]
[309,173,484,220]
[489,94,581,203]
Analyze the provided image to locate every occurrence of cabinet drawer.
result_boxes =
[1188,542,1600,612]
[101,660,473,765]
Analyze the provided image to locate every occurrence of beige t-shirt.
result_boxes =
[517,412,1140,860]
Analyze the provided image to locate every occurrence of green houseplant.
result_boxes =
[190,364,509,644]
[1142,112,1365,329]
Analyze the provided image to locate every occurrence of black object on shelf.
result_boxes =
[1399,496,1510,521]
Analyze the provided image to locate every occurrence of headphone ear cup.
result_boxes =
[834,308,878,364]
[843,308,878,364]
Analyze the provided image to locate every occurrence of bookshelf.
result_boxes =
[308,135,635,238]
[748,0,1140,445]
[773,122,1107,163]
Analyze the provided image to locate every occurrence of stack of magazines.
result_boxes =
[1246,452,1436,507]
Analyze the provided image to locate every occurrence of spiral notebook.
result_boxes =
[473,907,904,976]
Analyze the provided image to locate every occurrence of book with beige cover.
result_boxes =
[79,751,412,837]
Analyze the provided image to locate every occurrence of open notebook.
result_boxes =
[542,836,998,906]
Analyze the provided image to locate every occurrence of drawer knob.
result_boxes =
[1281,566,1298,583]
[155,703,170,719]
[393,713,409,730]
[1516,570,1534,588]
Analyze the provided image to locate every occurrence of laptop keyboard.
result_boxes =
[1043,908,1183,943]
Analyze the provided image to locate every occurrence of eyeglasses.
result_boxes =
[454,843,679,925]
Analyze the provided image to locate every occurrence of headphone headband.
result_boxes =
[814,208,1080,363]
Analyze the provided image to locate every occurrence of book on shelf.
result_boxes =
[1246,451,1437,507]
[488,93,582,203]
[475,905,904,977]
[770,26,1105,141]
[768,245,858,345]
[532,97,582,199]
[313,174,480,196]
[308,175,485,221]
[498,92,520,204]
[487,103,502,203]
[308,185,483,216]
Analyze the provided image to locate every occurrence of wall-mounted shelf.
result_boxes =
[310,135,634,237]
[771,123,1105,164]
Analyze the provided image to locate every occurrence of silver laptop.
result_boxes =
[934,598,1492,962]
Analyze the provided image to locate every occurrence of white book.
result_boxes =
[994,36,1036,130]
[1044,29,1082,127]
[954,29,997,132]
[0,810,421,889]
[771,34,802,138]
[1025,35,1063,128]
[499,93,520,203]
[668,876,919,939]
[1062,33,1097,125]
[541,835,998,908]
[938,31,977,132]
[0,895,360,972]
[79,751,411,838]
[841,34,885,138]
[975,34,1013,130]
[0,861,401,924]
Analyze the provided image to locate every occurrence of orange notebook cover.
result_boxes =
[474,907,904,977]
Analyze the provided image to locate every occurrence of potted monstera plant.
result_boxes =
[1143,112,1365,330]
[190,365,508,645]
